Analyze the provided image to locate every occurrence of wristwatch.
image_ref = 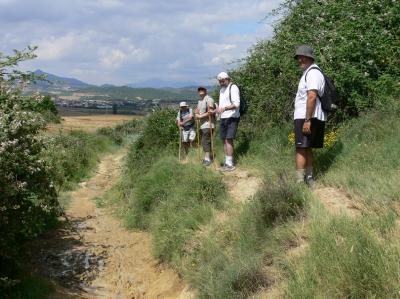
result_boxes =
[305,118,311,122]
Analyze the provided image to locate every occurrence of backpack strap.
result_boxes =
[305,66,322,82]
[229,83,238,104]
[304,66,324,100]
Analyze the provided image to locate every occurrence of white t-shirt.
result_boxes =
[219,83,240,119]
[294,64,327,121]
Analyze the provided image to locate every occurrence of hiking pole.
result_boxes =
[208,105,216,168]
[178,127,182,162]
[196,118,201,162]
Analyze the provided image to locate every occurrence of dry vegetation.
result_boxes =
[47,114,143,133]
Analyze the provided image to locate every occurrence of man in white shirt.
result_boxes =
[215,72,240,172]
[293,45,327,187]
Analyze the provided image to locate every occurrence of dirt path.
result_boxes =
[314,186,362,218]
[31,149,192,299]
[221,168,262,203]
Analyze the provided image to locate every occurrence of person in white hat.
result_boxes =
[176,101,196,155]
[214,71,240,172]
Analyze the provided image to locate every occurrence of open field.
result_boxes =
[47,114,143,133]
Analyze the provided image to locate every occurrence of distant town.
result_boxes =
[53,95,196,116]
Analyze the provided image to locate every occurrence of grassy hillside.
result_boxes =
[99,0,400,298]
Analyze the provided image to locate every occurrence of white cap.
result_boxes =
[179,101,188,108]
[217,72,230,80]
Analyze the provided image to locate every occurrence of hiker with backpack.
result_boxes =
[176,101,196,157]
[214,72,241,172]
[293,45,338,187]
[195,86,216,167]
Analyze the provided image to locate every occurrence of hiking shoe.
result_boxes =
[219,164,236,172]
[305,175,316,189]
[202,159,212,167]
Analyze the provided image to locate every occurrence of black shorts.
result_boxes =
[220,117,239,140]
[294,118,325,148]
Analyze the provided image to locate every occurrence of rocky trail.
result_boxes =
[30,149,193,299]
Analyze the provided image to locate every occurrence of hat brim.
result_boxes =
[294,54,315,60]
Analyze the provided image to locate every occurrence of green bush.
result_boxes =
[0,49,60,290]
[231,0,400,129]
[21,95,60,123]
[44,130,114,191]
[97,118,143,145]
[124,108,178,176]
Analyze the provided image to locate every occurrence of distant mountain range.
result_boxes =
[30,70,205,101]
[33,70,205,89]
[127,79,201,89]
[33,69,92,89]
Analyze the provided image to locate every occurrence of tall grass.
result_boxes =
[184,175,310,299]
[123,157,227,265]
[321,112,400,202]
[44,130,116,191]
[286,202,400,298]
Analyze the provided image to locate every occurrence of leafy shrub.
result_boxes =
[126,108,178,174]
[21,95,59,123]
[97,118,143,145]
[0,49,60,288]
[231,0,400,130]
[44,130,114,191]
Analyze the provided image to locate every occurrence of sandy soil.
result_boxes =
[314,186,362,218]
[31,149,193,298]
[221,168,262,203]
[47,115,141,133]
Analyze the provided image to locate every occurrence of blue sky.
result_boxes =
[0,0,282,86]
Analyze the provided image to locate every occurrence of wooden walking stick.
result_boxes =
[208,104,216,167]
[178,127,182,162]
[196,118,201,162]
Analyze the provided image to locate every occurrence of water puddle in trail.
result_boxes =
[30,217,111,295]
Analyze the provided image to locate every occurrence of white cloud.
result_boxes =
[36,34,81,60]
[0,0,283,85]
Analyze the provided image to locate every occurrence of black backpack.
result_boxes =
[305,67,338,112]
[229,84,247,115]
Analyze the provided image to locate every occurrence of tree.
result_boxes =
[0,48,59,288]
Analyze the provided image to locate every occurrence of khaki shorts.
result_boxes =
[182,127,196,143]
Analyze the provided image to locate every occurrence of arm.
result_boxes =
[303,69,324,134]
[303,90,318,135]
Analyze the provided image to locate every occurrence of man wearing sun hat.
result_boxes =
[293,45,327,187]
[176,101,196,155]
